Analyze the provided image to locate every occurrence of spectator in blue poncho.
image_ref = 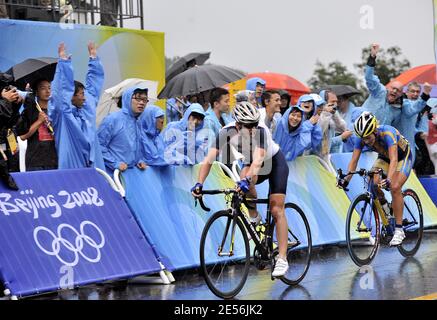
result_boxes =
[163,103,208,165]
[97,86,148,172]
[139,105,167,166]
[246,77,266,108]
[274,105,320,161]
[361,44,430,158]
[49,42,105,170]
[297,94,323,153]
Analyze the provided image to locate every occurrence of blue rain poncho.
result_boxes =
[139,105,167,166]
[97,86,146,171]
[398,98,428,160]
[162,103,208,165]
[361,65,403,126]
[49,57,105,169]
[274,106,318,161]
[246,77,266,107]
[362,65,426,129]
[203,105,232,140]
[297,94,323,152]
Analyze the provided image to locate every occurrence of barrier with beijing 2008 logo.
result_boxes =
[0,168,162,298]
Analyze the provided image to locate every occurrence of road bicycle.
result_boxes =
[196,188,312,299]
[337,168,423,267]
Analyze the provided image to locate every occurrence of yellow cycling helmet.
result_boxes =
[354,111,377,138]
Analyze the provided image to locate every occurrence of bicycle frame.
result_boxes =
[197,190,274,261]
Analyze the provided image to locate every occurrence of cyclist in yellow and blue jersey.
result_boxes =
[338,112,413,246]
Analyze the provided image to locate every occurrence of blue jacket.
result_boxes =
[139,105,167,166]
[296,94,323,151]
[163,103,208,165]
[246,77,266,107]
[362,65,402,126]
[203,105,232,141]
[97,86,146,171]
[274,107,320,161]
[246,77,266,91]
[49,57,105,170]
[399,98,427,160]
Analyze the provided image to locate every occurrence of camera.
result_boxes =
[4,85,17,92]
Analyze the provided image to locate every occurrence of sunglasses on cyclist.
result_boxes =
[242,122,258,129]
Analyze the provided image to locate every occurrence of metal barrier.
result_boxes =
[3,0,144,28]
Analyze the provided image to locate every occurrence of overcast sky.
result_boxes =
[133,0,435,83]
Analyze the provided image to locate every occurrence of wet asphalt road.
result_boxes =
[17,229,437,300]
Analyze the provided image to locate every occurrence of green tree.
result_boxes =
[308,60,361,91]
[307,61,366,105]
[165,56,180,71]
[354,46,411,85]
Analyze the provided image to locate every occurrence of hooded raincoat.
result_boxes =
[273,107,318,161]
[246,77,266,107]
[163,103,208,165]
[139,105,167,166]
[97,86,146,171]
[297,94,323,152]
[49,57,105,170]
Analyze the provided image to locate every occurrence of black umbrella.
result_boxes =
[159,64,245,99]
[320,84,361,98]
[166,52,211,82]
[6,57,58,90]
[0,72,14,89]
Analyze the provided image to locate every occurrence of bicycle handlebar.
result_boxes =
[194,189,237,212]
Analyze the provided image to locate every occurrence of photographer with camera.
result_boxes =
[0,74,23,190]
[316,89,351,162]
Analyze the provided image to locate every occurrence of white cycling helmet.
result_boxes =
[233,101,260,124]
[354,111,378,138]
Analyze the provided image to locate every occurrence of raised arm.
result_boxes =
[364,43,386,98]
[49,43,75,118]
[85,41,104,102]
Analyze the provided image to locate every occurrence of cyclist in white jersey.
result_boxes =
[191,101,290,277]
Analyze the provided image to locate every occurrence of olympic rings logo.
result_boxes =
[33,221,105,267]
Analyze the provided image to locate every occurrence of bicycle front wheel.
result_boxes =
[199,210,250,299]
[398,189,423,257]
[270,203,312,285]
[346,194,380,267]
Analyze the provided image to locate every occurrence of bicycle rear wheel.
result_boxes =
[199,210,250,299]
[398,189,423,257]
[270,203,312,285]
[346,194,380,267]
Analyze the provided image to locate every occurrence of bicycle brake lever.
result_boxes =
[198,197,211,212]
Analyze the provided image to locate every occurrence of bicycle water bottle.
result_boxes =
[255,223,266,242]
[381,201,394,236]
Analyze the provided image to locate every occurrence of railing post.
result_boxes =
[119,0,123,28]
[139,0,144,30]
[90,0,95,24]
